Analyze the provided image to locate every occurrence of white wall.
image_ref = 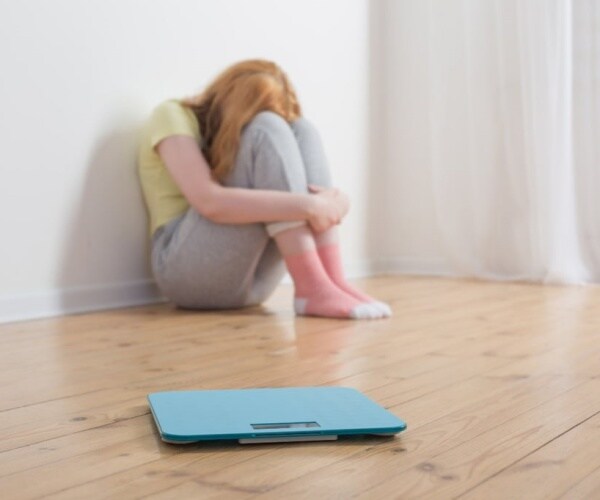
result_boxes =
[0,0,371,323]
[368,0,452,275]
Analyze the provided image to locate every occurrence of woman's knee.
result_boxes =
[250,112,320,141]
[289,116,326,156]
[243,111,295,147]
[289,116,317,137]
[249,110,290,133]
[234,110,308,193]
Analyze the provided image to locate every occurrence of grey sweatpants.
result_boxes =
[151,111,333,309]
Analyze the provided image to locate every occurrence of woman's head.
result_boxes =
[183,59,302,181]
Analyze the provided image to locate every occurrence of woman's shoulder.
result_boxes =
[145,98,200,140]
[150,98,189,121]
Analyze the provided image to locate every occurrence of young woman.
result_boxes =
[138,59,391,319]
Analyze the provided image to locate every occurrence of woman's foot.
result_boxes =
[285,250,385,319]
[275,226,385,320]
[293,280,382,319]
[317,244,392,317]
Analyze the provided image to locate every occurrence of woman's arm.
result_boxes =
[156,135,348,231]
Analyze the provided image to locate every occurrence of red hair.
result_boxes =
[182,59,302,182]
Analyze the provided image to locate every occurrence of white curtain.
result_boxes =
[427,0,600,283]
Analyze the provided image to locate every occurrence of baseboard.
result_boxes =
[368,256,455,277]
[0,257,453,324]
[0,279,165,325]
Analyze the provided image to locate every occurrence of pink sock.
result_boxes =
[317,244,391,315]
[284,250,381,319]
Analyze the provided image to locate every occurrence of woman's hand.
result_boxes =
[307,184,350,233]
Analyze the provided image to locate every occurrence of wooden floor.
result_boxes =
[1,276,600,499]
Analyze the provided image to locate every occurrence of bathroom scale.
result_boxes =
[148,387,407,444]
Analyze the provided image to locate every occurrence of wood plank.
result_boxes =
[256,380,600,499]
[555,464,600,499]
[0,332,511,476]
[2,303,530,451]
[37,360,593,498]
[459,410,600,499]
[1,276,599,499]
[356,381,600,499]
[244,339,600,497]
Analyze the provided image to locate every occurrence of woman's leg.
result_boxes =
[274,224,380,319]
[152,111,382,317]
[152,209,279,309]
[151,111,305,310]
[288,117,392,315]
[288,116,333,188]
[246,112,383,319]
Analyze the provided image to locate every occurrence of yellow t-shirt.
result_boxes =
[138,99,202,236]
